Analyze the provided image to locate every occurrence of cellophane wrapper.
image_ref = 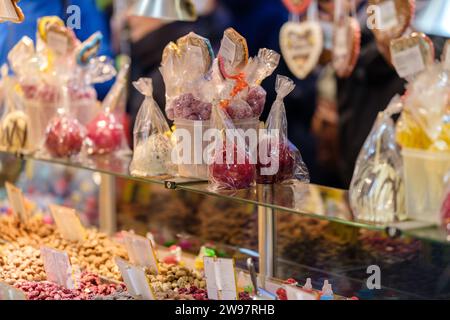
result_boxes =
[44,84,86,159]
[0,66,30,152]
[86,64,131,156]
[257,75,310,184]
[130,78,175,177]
[396,63,450,151]
[441,173,450,228]
[208,103,255,191]
[349,96,406,224]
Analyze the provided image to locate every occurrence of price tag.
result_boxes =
[284,284,318,300]
[219,35,237,66]
[123,232,159,274]
[204,257,238,300]
[391,45,425,78]
[47,31,69,56]
[40,246,75,289]
[5,182,30,223]
[50,204,86,242]
[0,0,21,23]
[377,0,399,30]
[0,282,26,300]
[115,257,155,300]
[443,40,450,71]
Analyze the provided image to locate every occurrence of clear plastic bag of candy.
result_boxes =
[256,75,310,184]
[86,64,131,156]
[129,78,174,178]
[441,173,450,228]
[0,65,30,152]
[349,95,406,224]
[208,103,255,191]
[43,83,86,159]
[396,63,449,151]
[160,33,214,121]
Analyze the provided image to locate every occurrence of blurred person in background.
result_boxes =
[0,0,114,99]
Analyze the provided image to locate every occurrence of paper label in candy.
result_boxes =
[40,246,75,289]
[123,232,159,274]
[377,0,399,30]
[50,204,86,242]
[0,282,26,300]
[115,257,155,300]
[5,182,30,223]
[444,41,450,71]
[204,257,238,300]
[219,35,237,66]
[47,31,69,56]
[334,25,348,56]
[284,284,317,300]
[392,45,425,78]
[0,0,20,22]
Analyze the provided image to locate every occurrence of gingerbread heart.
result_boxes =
[0,0,24,23]
[282,0,312,15]
[332,16,361,78]
[280,21,323,79]
[369,0,415,43]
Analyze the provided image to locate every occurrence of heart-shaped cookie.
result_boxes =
[369,0,415,43]
[282,0,312,15]
[332,16,361,78]
[0,0,24,23]
[280,21,323,79]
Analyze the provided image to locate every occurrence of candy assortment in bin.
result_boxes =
[129,78,174,177]
[256,75,309,184]
[86,64,131,156]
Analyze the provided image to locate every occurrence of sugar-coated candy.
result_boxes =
[45,116,84,158]
[173,93,195,119]
[210,143,255,190]
[225,100,253,120]
[87,112,123,154]
[191,99,212,120]
[256,140,295,184]
[171,93,212,121]
[247,86,266,117]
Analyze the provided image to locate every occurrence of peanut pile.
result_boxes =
[147,263,206,293]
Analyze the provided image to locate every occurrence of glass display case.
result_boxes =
[0,150,449,300]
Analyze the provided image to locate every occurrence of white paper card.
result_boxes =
[378,0,398,30]
[219,35,237,65]
[123,232,159,274]
[47,31,69,56]
[392,45,425,78]
[284,284,317,300]
[115,257,155,300]
[204,257,238,300]
[50,204,86,242]
[0,1,18,21]
[5,182,29,222]
[40,246,75,289]
[444,42,450,71]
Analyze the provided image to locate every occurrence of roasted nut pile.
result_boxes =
[0,215,55,245]
[147,263,206,293]
[15,272,125,300]
[0,244,46,284]
[93,289,135,300]
[39,230,127,280]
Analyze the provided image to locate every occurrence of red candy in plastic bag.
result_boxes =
[45,115,84,158]
[87,112,123,155]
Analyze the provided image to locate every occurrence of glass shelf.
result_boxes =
[2,150,448,245]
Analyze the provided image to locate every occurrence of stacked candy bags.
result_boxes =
[256,75,310,184]
[350,96,406,224]
[6,16,116,153]
[129,78,174,177]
